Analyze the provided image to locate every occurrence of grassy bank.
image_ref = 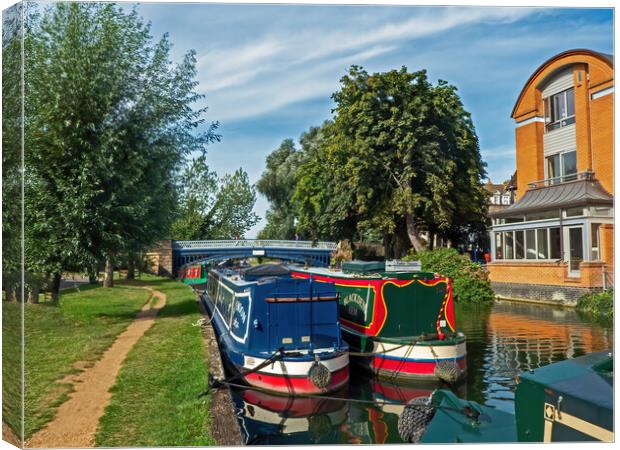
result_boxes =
[95,276,213,446]
[576,289,614,323]
[2,298,23,440]
[8,285,150,438]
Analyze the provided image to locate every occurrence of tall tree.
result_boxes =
[256,138,306,239]
[294,121,360,242]
[295,66,487,256]
[2,4,24,302]
[24,2,216,295]
[170,159,259,240]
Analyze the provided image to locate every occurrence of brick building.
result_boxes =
[488,49,613,304]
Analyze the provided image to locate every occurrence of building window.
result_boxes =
[495,233,504,260]
[515,230,525,259]
[505,232,514,259]
[501,194,510,205]
[493,194,500,204]
[564,206,584,217]
[549,227,561,259]
[526,210,560,221]
[544,87,575,132]
[497,227,562,261]
[537,228,548,259]
[546,150,577,183]
[591,223,600,261]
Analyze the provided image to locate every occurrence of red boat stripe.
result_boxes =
[372,356,467,375]
[244,366,349,394]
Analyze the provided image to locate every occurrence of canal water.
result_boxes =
[230,300,613,445]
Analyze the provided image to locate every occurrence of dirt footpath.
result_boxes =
[26,288,166,448]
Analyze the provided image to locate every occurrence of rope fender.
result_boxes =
[397,396,436,443]
[434,359,464,385]
[308,355,332,389]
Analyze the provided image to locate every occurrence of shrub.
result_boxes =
[406,248,495,304]
[576,289,613,320]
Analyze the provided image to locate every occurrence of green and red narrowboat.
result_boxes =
[290,260,466,383]
[178,261,208,285]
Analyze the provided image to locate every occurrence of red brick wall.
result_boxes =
[488,260,604,288]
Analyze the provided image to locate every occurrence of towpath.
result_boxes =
[26,287,166,448]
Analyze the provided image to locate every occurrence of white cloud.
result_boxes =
[481,145,516,160]
[196,7,538,122]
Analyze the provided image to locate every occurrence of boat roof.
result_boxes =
[289,265,436,280]
[212,263,293,288]
[520,351,613,411]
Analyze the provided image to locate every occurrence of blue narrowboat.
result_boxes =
[202,263,349,395]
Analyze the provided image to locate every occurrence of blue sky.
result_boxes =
[135,3,613,237]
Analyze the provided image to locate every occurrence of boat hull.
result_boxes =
[232,352,350,395]
[344,327,467,381]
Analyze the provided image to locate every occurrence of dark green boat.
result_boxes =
[412,351,613,443]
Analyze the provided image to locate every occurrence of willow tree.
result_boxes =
[24,2,217,295]
[295,66,487,256]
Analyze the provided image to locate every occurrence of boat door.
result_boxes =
[267,300,306,351]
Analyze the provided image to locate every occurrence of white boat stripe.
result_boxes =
[243,353,349,376]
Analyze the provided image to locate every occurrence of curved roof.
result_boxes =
[512,49,614,118]
[491,178,613,218]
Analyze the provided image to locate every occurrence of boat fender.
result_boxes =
[308,414,332,441]
[397,396,436,443]
[434,359,462,385]
[308,356,331,389]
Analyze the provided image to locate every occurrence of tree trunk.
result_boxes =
[50,272,61,304]
[103,256,114,288]
[88,265,98,284]
[126,256,135,280]
[28,285,40,304]
[3,281,15,302]
[429,231,436,251]
[405,212,426,253]
[383,234,392,260]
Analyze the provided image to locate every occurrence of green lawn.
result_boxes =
[95,276,213,446]
[18,284,149,438]
[2,298,23,440]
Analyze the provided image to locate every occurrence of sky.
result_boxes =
[133,2,613,238]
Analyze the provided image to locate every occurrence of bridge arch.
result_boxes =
[172,239,336,274]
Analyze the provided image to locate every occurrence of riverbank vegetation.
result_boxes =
[576,289,614,322]
[96,277,212,446]
[409,248,495,304]
[2,285,149,439]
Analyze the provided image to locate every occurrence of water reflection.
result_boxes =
[233,300,613,444]
[458,300,613,412]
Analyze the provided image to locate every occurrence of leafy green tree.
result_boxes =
[23,2,216,294]
[170,160,259,240]
[2,4,24,301]
[295,66,487,256]
[294,121,360,242]
[256,138,307,239]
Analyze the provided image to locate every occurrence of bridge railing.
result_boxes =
[173,239,337,250]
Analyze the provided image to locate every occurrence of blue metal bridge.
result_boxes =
[172,239,337,273]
